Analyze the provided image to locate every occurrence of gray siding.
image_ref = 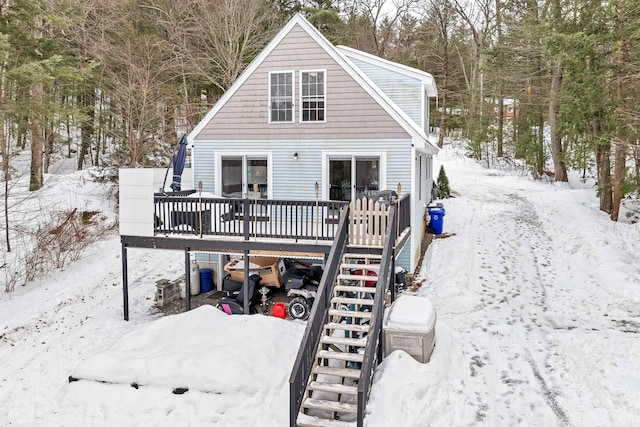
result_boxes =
[410,153,432,270]
[193,142,216,194]
[396,241,411,273]
[348,57,422,128]
[195,24,410,141]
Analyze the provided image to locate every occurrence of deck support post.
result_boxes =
[185,248,191,312]
[243,249,250,314]
[390,247,396,303]
[122,242,129,321]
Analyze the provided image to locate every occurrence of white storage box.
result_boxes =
[383,295,436,363]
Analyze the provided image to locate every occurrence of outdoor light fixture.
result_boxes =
[293,152,299,160]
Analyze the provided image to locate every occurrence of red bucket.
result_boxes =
[273,302,286,319]
[355,269,378,287]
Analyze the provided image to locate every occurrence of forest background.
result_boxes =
[1,0,639,244]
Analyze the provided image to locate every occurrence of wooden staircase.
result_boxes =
[296,252,382,427]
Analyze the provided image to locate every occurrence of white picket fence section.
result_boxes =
[348,197,389,247]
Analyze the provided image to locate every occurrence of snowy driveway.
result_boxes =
[366,154,640,426]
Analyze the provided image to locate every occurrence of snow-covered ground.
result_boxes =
[1,143,639,426]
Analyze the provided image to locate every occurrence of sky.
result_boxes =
[1,141,639,426]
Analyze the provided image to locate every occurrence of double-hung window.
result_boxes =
[300,71,325,122]
[269,71,293,123]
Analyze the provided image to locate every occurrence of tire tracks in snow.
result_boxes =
[455,187,571,426]
[525,350,570,426]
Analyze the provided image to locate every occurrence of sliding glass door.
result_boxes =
[220,155,268,199]
[328,156,379,201]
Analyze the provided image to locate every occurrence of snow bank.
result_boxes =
[72,305,305,394]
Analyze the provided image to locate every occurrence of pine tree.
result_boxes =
[437,165,451,198]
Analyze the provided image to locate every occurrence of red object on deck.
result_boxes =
[273,302,286,319]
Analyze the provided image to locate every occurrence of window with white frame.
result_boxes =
[301,71,325,122]
[269,72,293,122]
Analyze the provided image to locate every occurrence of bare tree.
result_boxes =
[148,0,281,94]
[342,0,418,58]
[418,0,462,148]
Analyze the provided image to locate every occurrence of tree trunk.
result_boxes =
[29,82,44,191]
[536,112,544,177]
[497,90,504,157]
[495,0,503,157]
[595,118,613,213]
[611,0,628,221]
[44,119,53,174]
[438,64,448,148]
[78,88,95,170]
[1,119,10,253]
[549,62,568,181]
[611,139,627,220]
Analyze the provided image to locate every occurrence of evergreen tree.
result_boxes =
[437,165,451,199]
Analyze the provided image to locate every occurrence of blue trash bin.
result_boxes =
[199,268,214,293]
[428,206,445,234]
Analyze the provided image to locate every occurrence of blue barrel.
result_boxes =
[199,268,214,293]
[428,207,446,234]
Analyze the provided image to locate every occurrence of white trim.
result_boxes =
[321,150,387,201]
[214,151,273,198]
[268,70,295,124]
[298,69,327,123]
[410,145,417,272]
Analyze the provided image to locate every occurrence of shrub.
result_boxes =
[437,165,451,199]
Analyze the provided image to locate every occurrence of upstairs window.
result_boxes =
[301,71,325,122]
[269,71,293,122]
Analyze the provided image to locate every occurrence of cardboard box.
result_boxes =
[224,256,285,288]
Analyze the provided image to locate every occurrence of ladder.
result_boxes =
[296,252,382,427]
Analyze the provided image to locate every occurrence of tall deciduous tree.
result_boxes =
[417,0,464,148]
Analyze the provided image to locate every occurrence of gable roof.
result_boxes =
[188,14,437,153]
[336,45,438,98]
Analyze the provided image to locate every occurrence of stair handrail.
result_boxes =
[289,204,350,426]
[356,200,398,426]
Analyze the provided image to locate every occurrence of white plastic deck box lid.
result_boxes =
[383,295,436,363]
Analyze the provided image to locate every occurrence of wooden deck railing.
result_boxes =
[154,195,348,241]
[154,194,409,246]
[288,206,350,425]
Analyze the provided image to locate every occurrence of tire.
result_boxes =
[288,296,310,320]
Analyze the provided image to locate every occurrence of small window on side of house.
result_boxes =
[269,71,293,123]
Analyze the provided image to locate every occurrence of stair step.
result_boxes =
[324,322,370,333]
[334,285,377,294]
[332,297,374,306]
[317,350,364,363]
[340,263,380,270]
[337,274,379,282]
[313,365,361,379]
[308,381,358,395]
[344,253,382,260]
[297,422,355,427]
[328,309,372,320]
[302,398,358,414]
[321,335,367,347]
